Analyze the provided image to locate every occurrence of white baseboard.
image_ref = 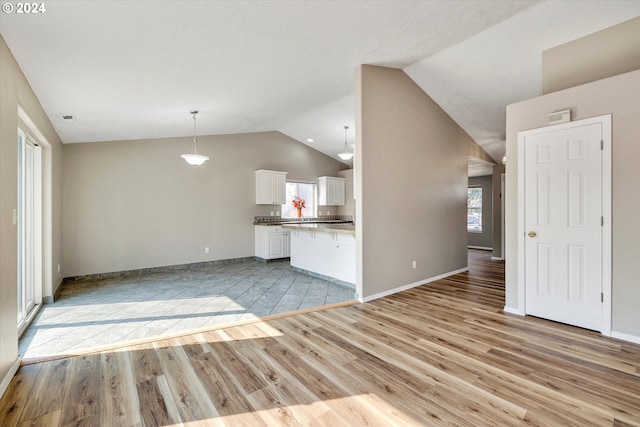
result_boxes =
[503,306,524,315]
[361,267,469,303]
[611,331,640,345]
[0,356,20,399]
[468,246,492,250]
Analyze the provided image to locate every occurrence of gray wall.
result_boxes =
[337,169,355,218]
[0,36,64,390]
[542,17,640,94]
[492,164,505,259]
[505,69,640,337]
[63,131,345,277]
[355,65,494,300]
[468,175,493,249]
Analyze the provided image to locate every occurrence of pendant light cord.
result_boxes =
[191,110,199,155]
[343,125,349,152]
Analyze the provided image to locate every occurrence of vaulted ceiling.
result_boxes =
[1,1,638,169]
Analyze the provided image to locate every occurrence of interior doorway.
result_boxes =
[518,114,611,333]
[467,156,495,251]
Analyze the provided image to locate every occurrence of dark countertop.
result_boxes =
[254,219,353,226]
[280,222,355,235]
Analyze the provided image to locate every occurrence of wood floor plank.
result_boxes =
[16,409,60,427]
[59,354,101,426]
[223,333,332,425]
[129,345,163,385]
[2,250,639,426]
[189,350,268,427]
[272,321,419,426]
[135,376,177,426]
[17,358,69,424]
[153,339,223,425]
[0,364,38,427]
[100,349,142,426]
[200,332,270,395]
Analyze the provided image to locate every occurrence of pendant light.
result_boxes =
[181,110,209,166]
[337,125,353,161]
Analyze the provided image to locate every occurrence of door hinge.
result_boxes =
[601,292,604,303]
[601,140,604,150]
[601,216,604,226]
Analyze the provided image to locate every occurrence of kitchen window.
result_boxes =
[467,186,482,232]
[282,182,317,218]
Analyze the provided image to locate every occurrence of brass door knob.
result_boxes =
[528,231,537,238]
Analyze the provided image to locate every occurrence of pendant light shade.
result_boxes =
[181,152,209,166]
[337,125,353,161]
[181,110,209,166]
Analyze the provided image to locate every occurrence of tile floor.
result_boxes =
[19,259,356,359]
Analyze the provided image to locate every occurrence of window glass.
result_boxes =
[467,187,482,232]
[282,182,317,218]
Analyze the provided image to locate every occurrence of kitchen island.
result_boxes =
[282,222,355,286]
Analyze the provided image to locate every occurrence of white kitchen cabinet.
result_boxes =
[289,228,306,268]
[255,225,291,260]
[318,176,345,206]
[334,233,356,283]
[255,170,287,205]
[288,228,355,284]
[306,232,335,276]
[283,230,291,257]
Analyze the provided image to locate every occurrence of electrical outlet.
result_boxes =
[270,211,274,216]
[205,247,210,254]
[412,260,417,269]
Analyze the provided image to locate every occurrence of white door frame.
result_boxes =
[517,114,611,336]
[501,173,505,260]
[17,127,43,332]
[17,107,52,334]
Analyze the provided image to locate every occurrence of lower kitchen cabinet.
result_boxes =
[334,233,356,283]
[290,228,307,268]
[289,228,355,284]
[255,226,291,260]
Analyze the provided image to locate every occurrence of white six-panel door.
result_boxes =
[518,115,611,332]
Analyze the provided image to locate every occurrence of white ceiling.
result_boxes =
[468,157,498,178]
[1,1,638,167]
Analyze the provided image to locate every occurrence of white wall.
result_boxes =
[63,131,346,277]
[505,69,640,337]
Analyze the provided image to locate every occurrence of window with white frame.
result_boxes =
[282,182,317,218]
[467,186,482,232]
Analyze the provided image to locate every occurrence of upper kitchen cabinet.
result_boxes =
[318,176,346,206]
[255,170,287,204]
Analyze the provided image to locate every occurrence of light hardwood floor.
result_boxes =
[1,250,639,426]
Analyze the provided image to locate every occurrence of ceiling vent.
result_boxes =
[62,115,74,120]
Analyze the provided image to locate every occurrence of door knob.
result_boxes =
[528,231,537,238]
